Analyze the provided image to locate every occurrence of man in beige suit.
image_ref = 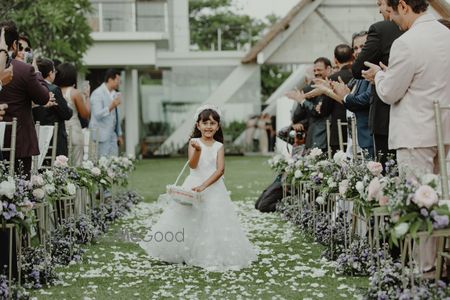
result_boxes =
[363,0,450,176]
[363,0,450,275]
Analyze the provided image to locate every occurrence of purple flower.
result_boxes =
[420,208,429,217]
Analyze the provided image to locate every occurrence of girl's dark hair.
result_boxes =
[191,109,224,143]
[54,62,77,87]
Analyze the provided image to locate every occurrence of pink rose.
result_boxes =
[367,161,383,176]
[367,177,381,202]
[379,195,389,206]
[54,155,69,167]
[413,185,438,209]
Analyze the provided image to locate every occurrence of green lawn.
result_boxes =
[31,156,368,299]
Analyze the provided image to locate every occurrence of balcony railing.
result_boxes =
[87,0,168,33]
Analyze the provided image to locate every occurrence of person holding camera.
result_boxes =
[0,20,50,176]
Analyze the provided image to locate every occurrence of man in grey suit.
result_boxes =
[89,69,123,157]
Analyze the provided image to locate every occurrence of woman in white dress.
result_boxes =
[140,105,257,272]
[54,63,90,166]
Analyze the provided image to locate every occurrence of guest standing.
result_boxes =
[33,58,73,157]
[89,69,123,157]
[54,63,90,165]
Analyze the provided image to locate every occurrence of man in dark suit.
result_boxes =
[286,57,333,152]
[352,0,403,166]
[0,20,50,176]
[314,44,354,153]
[33,58,73,157]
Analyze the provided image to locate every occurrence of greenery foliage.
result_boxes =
[1,0,93,68]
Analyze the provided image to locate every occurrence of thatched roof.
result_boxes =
[241,0,450,65]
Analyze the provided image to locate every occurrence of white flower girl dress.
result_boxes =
[140,138,257,272]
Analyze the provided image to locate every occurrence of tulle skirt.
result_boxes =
[139,175,258,272]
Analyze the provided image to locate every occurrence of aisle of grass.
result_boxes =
[31,156,368,299]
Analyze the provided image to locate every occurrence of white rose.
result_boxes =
[67,183,77,196]
[421,174,439,186]
[0,177,16,199]
[316,196,325,205]
[82,160,94,170]
[107,169,115,179]
[54,155,69,167]
[413,185,439,209]
[44,184,55,194]
[99,156,109,168]
[294,170,303,179]
[394,223,409,238]
[295,160,303,168]
[32,188,45,200]
[309,148,323,158]
[44,170,54,182]
[356,181,364,194]
[366,161,383,176]
[91,167,101,177]
[339,180,349,196]
[31,175,44,187]
[333,151,347,165]
[20,199,34,212]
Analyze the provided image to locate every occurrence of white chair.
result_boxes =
[337,116,358,158]
[326,119,332,159]
[0,117,18,176]
[32,122,58,172]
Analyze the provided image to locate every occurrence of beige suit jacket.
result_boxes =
[374,13,450,149]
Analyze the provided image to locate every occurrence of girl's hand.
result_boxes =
[190,140,201,151]
[192,185,205,192]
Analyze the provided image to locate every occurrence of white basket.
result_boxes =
[167,161,201,206]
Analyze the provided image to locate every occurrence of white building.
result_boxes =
[83,0,260,156]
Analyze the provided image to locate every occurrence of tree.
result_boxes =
[189,0,266,51]
[189,1,291,101]
[1,0,93,68]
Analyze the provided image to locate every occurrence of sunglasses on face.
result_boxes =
[18,44,31,52]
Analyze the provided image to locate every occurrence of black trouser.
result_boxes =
[0,154,32,179]
[373,134,396,172]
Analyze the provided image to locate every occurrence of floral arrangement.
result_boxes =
[365,257,450,299]
[0,165,43,227]
[268,154,290,175]
[0,274,29,300]
[21,246,58,289]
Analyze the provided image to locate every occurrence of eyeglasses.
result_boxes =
[18,44,31,52]
[352,31,368,40]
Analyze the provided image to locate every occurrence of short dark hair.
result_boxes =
[18,34,32,49]
[104,68,121,83]
[36,58,54,78]
[386,0,428,13]
[334,44,353,64]
[0,20,19,50]
[439,18,450,30]
[351,31,368,48]
[313,57,332,68]
[54,63,77,87]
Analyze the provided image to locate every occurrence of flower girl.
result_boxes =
[140,105,257,272]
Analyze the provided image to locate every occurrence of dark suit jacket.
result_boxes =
[294,84,328,150]
[352,20,403,136]
[343,79,373,149]
[32,82,73,156]
[0,60,49,158]
[320,65,353,146]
